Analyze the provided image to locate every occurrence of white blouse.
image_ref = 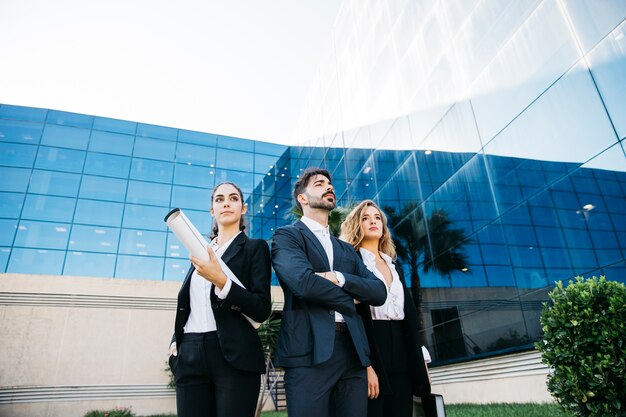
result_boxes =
[359,248,405,320]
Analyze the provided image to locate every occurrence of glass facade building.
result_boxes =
[1,1,625,366]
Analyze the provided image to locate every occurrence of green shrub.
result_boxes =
[83,407,134,417]
[536,276,626,417]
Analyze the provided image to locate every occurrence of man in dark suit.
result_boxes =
[271,167,387,417]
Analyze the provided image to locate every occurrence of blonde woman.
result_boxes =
[340,200,432,417]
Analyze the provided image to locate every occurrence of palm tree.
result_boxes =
[288,204,352,237]
[384,203,470,347]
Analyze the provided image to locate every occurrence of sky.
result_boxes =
[0,0,341,145]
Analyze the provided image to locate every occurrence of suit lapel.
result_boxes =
[220,232,246,266]
[296,221,331,270]
[331,236,343,270]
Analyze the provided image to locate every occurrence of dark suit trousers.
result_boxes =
[171,332,261,417]
[284,329,367,417]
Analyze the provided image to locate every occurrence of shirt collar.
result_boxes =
[359,247,394,263]
[301,215,330,235]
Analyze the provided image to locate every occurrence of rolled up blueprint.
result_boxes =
[164,208,260,329]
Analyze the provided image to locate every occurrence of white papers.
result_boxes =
[165,208,260,329]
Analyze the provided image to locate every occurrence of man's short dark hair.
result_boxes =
[293,167,332,211]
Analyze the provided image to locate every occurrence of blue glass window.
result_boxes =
[133,137,176,161]
[115,255,164,280]
[130,158,173,183]
[255,141,287,156]
[177,130,217,146]
[35,146,85,173]
[41,124,90,150]
[513,268,548,288]
[126,181,171,207]
[68,225,120,253]
[175,143,216,167]
[485,265,516,286]
[92,117,137,135]
[535,227,565,247]
[0,167,30,192]
[14,220,70,249]
[8,248,64,274]
[0,248,9,271]
[213,169,255,195]
[589,230,619,249]
[508,246,543,268]
[88,131,134,156]
[84,153,131,178]
[0,219,17,246]
[180,209,212,236]
[119,229,166,256]
[0,192,24,218]
[137,123,177,141]
[562,228,592,249]
[22,195,75,222]
[47,110,93,128]
[174,163,215,188]
[217,135,254,151]
[74,199,123,227]
[480,244,511,265]
[502,225,537,246]
[0,119,43,144]
[562,1,626,54]
[569,249,598,270]
[29,170,80,197]
[596,249,623,267]
[79,175,127,202]
[63,252,116,277]
[164,258,190,281]
[166,232,188,258]
[215,148,254,172]
[540,247,571,269]
[123,204,167,231]
[254,154,281,174]
[171,185,211,211]
[0,105,47,122]
[0,142,37,168]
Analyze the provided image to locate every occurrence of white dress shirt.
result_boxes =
[183,232,239,334]
[359,248,405,320]
[300,216,346,322]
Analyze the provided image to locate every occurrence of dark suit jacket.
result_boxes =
[271,220,387,368]
[357,260,431,398]
[172,233,272,374]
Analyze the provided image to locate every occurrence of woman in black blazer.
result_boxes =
[340,200,432,417]
[168,181,271,417]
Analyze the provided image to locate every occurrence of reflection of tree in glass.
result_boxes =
[288,205,351,237]
[384,203,471,347]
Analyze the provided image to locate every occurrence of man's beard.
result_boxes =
[306,192,336,211]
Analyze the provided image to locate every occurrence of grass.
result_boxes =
[143,403,570,417]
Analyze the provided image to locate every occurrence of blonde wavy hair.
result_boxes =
[340,200,396,259]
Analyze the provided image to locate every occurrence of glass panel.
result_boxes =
[115,255,164,280]
[587,21,626,140]
[254,153,281,174]
[255,141,287,156]
[122,204,168,231]
[175,143,216,167]
[14,220,70,249]
[119,229,166,256]
[174,163,215,188]
[79,175,127,202]
[126,180,171,206]
[74,199,123,227]
[164,258,190,281]
[0,192,24,218]
[216,135,254,151]
[8,248,64,274]
[171,185,211,211]
[68,225,120,253]
[0,167,30,192]
[0,219,18,246]
[133,137,176,161]
[29,170,80,197]
[0,248,9,272]
[84,153,131,178]
[177,129,217,146]
[0,142,37,168]
[93,117,137,135]
[21,195,75,222]
[41,124,90,150]
[0,105,47,122]
[88,130,134,156]
[0,119,43,144]
[63,252,116,277]
[47,110,93,128]
[129,158,173,184]
[215,148,254,172]
[35,146,85,173]
[213,169,254,195]
[562,0,626,53]
[136,123,177,141]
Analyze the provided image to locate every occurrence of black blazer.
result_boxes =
[271,221,387,368]
[172,233,272,374]
[357,260,432,398]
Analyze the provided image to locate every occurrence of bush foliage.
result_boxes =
[536,276,625,417]
[83,407,134,417]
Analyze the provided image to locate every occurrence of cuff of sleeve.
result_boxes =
[334,271,346,287]
[215,278,232,299]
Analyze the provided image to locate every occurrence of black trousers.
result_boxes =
[367,320,413,417]
[284,329,367,417]
[170,332,261,417]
